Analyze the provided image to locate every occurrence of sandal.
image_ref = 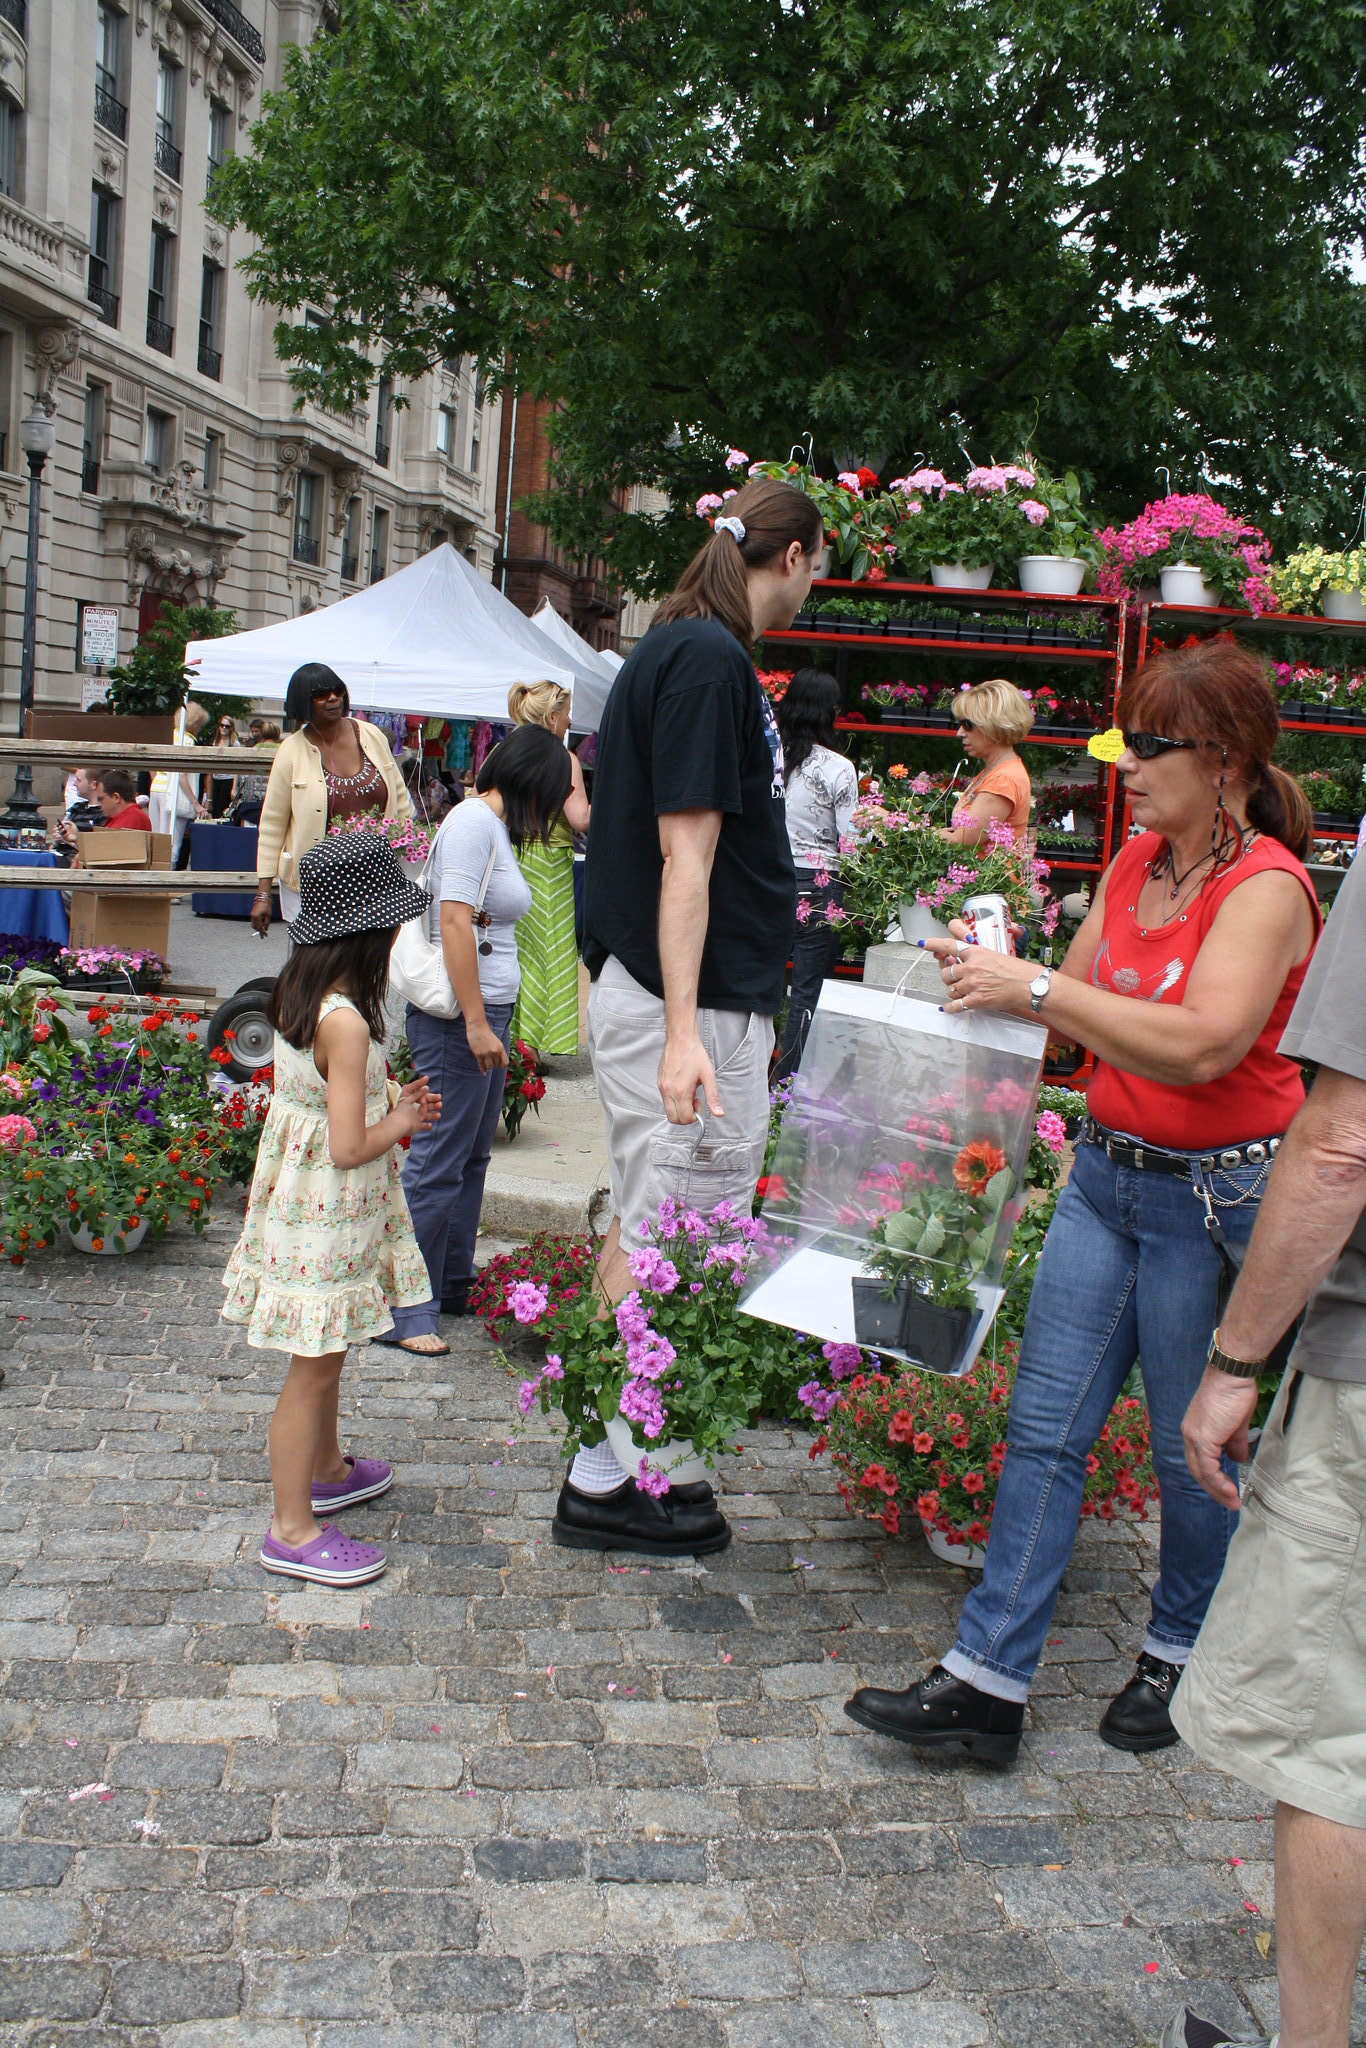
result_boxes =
[371,1332,451,1356]
[311,1456,393,1513]
[259,1523,386,1585]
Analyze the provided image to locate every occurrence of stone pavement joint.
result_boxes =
[0,1217,1353,2045]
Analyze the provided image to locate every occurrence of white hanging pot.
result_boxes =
[898,900,949,946]
[815,544,835,580]
[1017,556,1086,597]
[68,1217,149,1256]
[930,562,994,591]
[1322,588,1366,623]
[924,1523,987,1570]
[1159,563,1219,608]
[604,1414,711,1489]
[403,859,426,882]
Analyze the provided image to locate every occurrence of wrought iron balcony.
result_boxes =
[369,552,386,584]
[293,535,320,567]
[95,87,127,140]
[374,437,390,469]
[87,279,119,326]
[340,550,359,583]
[198,343,222,381]
[154,134,182,183]
[81,456,100,495]
[0,0,25,38]
[200,0,265,64]
[146,312,175,355]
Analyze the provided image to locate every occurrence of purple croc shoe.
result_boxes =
[260,1524,387,1585]
[311,1457,394,1513]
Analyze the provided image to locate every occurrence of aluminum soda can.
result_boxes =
[960,893,1013,954]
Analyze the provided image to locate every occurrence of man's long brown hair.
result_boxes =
[655,476,823,647]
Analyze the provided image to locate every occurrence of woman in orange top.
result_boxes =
[942,677,1033,844]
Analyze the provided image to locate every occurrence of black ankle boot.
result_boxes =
[1099,1651,1182,1752]
[844,1664,1024,1766]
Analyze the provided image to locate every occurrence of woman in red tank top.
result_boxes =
[844,641,1320,1769]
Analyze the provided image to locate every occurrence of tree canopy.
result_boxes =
[217,0,1366,591]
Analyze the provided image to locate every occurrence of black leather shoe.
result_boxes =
[551,1478,732,1558]
[844,1664,1023,1766]
[1099,1651,1182,1752]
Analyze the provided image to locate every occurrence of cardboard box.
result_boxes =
[29,711,176,745]
[69,828,174,956]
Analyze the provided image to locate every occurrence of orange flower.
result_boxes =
[953,1138,1008,1197]
[887,762,909,780]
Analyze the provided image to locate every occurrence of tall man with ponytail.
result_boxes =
[557,477,822,1557]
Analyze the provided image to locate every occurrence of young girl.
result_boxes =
[222,833,441,1586]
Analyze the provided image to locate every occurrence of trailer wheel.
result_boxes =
[207,986,276,1082]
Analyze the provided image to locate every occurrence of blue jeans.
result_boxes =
[387,1002,513,1339]
[773,872,841,1082]
[943,1138,1269,1703]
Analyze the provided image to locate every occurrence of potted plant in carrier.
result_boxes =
[853,1142,1016,1369]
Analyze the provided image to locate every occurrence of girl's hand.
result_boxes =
[924,927,1036,1014]
[391,1091,439,1141]
[466,1021,509,1073]
[398,1076,442,1129]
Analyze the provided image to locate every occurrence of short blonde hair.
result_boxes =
[508,680,571,729]
[952,678,1034,744]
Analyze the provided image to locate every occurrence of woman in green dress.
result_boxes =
[507,679,590,1055]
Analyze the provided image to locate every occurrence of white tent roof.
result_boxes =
[529,598,622,719]
[185,543,615,728]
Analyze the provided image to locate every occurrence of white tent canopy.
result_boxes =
[530,598,624,707]
[185,543,615,729]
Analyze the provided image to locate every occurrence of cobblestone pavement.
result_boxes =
[1,1219,1358,2048]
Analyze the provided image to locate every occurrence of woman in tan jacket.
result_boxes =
[251,665,410,936]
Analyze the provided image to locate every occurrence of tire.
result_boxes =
[207,988,275,1082]
[234,975,277,996]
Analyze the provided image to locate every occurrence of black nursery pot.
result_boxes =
[899,1297,974,1374]
[851,1278,909,1350]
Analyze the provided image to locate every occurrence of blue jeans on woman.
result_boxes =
[942,1137,1269,1703]
[773,871,841,1082]
[386,1001,513,1340]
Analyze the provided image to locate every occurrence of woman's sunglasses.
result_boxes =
[956,719,978,733]
[1123,730,1197,761]
[311,686,345,703]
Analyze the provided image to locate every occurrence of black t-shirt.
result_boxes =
[582,616,796,1012]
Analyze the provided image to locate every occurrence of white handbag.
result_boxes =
[389,823,497,1020]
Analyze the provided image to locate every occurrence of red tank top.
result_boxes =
[1085,831,1321,1150]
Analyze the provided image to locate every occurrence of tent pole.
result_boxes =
[500,383,519,595]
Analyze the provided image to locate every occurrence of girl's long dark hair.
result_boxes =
[475,720,573,845]
[269,927,397,1049]
[655,477,823,648]
[777,667,842,783]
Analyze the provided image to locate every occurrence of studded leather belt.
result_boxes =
[1081,1116,1281,1178]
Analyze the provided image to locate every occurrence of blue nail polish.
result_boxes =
[915,939,925,949]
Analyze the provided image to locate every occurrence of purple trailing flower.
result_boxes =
[627,1245,681,1294]
[822,1341,863,1380]
[798,1381,841,1422]
[636,1457,671,1499]
[518,1381,538,1416]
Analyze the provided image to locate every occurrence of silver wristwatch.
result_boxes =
[1029,966,1053,1013]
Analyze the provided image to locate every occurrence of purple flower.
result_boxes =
[509,1281,549,1325]
[689,1281,704,1295]
[518,1381,538,1415]
[627,1246,681,1295]
[636,1457,671,1499]
[798,1381,841,1422]
[822,1341,863,1380]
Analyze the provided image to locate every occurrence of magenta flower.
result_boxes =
[725,447,749,469]
[1020,499,1050,526]
[822,1341,863,1379]
[1035,1110,1067,1154]
[695,493,723,517]
[509,1280,549,1325]
[637,1458,671,1499]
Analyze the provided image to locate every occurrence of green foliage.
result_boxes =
[216,0,1366,592]
[863,1164,1014,1309]
[105,605,237,717]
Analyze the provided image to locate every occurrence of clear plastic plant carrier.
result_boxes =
[741,983,1048,1377]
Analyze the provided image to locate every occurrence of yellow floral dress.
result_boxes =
[222,993,430,1355]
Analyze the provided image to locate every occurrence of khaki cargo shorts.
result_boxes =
[1172,1368,1366,1829]
[586,957,773,1248]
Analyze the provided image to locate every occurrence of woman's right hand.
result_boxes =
[466,1020,509,1073]
[250,888,272,938]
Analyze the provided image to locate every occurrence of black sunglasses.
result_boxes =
[957,719,978,733]
[1123,730,1197,761]
[311,685,345,702]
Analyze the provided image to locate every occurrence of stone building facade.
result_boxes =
[0,0,504,734]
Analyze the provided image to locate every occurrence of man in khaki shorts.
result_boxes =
[551,474,821,1558]
[1163,851,1366,2048]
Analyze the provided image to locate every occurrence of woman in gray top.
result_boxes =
[774,669,859,1080]
[379,724,571,1351]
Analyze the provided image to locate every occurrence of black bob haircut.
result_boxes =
[284,663,351,728]
[475,721,573,846]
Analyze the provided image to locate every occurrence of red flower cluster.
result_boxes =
[468,1230,596,1341]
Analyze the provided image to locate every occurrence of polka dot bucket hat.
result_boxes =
[288,831,429,947]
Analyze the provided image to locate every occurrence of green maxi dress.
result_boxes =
[512,817,580,1055]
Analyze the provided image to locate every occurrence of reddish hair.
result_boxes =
[1120,640,1311,860]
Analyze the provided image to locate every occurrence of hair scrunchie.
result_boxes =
[713,514,746,543]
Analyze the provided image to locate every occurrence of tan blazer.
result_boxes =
[254,721,411,889]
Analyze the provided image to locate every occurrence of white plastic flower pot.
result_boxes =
[604,1414,711,1489]
[1159,563,1219,608]
[1322,588,1366,623]
[930,562,994,591]
[898,901,949,946]
[403,860,426,881]
[1017,555,1086,597]
[68,1217,149,1256]
[924,1523,987,1570]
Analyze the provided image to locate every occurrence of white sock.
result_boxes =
[568,1440,630,1496]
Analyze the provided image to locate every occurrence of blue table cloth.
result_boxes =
[0,849,68,947]
[190,822,260,919]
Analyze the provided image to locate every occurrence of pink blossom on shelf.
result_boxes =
[721,488,738,501]
[906,468,946,493]
[1020,499,1050,526]
[965,465,1010,495]
[1001,464,1036,486]
[518,1381,538,1416]
[825,902,848,924]
[837,470,863,492]
[0,1073,23,1099]
[1042,899,1061,937]
[0,1113,36,1152]
[984,819,1017,849]
[795,898,812,925]
[725,448,749,469]
[695,493,724,517]
[541,1356,565,1381]
[627,1246,681,1295]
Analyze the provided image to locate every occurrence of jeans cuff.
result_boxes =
[385,1299,437,1340]
[942,1645,1031,1705]
[1142,1632,1192,1666]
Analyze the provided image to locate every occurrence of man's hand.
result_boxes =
[658,1028,723,1126]
[1182,1366,1260,1511]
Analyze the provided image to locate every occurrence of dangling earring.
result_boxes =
[1211,748,1241,867]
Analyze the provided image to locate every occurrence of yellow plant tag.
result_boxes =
[1087,727,1127,763]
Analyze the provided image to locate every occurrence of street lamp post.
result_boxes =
[1,404,59,829]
